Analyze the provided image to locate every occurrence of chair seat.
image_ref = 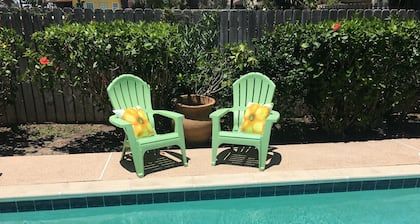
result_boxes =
[136,132,180,144]
[219,131,262,140]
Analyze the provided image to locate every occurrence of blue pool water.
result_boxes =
[1,188,420,224]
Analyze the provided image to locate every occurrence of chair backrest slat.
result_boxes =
[107,74,155,126]
[232,72,276,130]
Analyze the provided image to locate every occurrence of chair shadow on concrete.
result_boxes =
[120,149,189,176]
[215,145,282,170]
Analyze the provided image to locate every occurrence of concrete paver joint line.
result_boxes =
[99,153,113,180]
[395,140,420,152]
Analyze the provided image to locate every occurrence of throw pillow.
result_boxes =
[113,106,155,138]
[240,102,272,134]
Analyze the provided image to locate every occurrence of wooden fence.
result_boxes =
[0,8,419,125]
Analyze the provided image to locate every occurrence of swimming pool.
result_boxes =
[1,187,419,224]
[1,177,419,223]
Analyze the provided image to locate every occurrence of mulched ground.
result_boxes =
[0,124,124,156]
[0,116,419,157]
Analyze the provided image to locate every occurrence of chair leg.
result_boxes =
[211,142,219,166]
[131,149,145,177]
[258,144,269,171]
[179,141,188,167]
[121,135,129,161]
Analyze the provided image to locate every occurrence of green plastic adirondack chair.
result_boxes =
[107,74,188,177]
[209,72,280,170]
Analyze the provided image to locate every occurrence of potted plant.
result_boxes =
[173,60,222,146]
[173,43,258,146]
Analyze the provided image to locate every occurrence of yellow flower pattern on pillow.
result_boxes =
[240,103,272,134]
[113,107,155,138]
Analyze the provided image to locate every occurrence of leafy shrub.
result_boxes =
[26,21,182,110]
[255,17,420,135]
[0,27,26,108]
[172,13,258,108]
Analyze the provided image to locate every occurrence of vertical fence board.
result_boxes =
[31,83,47,122]
[73,90,86,122]
[134,8,144,21]
[44,89,58,122]
[0,110,6,124]
[373,9,382,18]
[311,10,321,23]
[0,8,10,28]
[143,8,154,21]
[53,84,66,123]
[274,10,284,25]
[239,10,249,44]
[406,9,415,19]
[154,9,163,21]
[266,10,275,32]
[5,103,17,124]
[104,9,114,22]
[382,9,390,19]
[115,9,124,20]
[329,9,338,21]
[236,10,244,43]
[74,8,84,22]
[94,106,105,123]
[284,9,293,23]
[21,83,37,123]
[83,96,95,122]
[247,10,256,46]
[62,85,76,122]
[229,10,238,43]
[338,9,346,19]
[219,10,229,47]
[398,9,407,19]
[364,9,373,18]
[62,7,72,20]
[52,8,63,24]
[14,85,27,123]
[32,13,43,33]
[347,9,355,19]
[123,8,134,21]
[94,9,104,22]
[191,10,202,23]
[20,10,33,42]
[10,11,22,36]
[292,9,301,23]
[320,9,329,21]
[301,9,310,24]
[255,10,263,39]
[183,9,192,23]
[84,9,94,21]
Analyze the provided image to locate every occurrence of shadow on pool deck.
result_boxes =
[0,138,419,200]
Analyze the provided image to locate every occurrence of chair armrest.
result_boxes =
[209,108,234,134]
[109,114,131,129]
[152,110,184,134]
[209,108,232,120]
[267,110,280,123]
[153,110,184,120]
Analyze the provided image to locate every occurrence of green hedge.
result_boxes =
[0,27,25,108]
[3,14,419,136]
[255,17,420,135]
[26,20,182,110]
[25,16,256,111]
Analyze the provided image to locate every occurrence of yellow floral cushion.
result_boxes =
[240,103,272,134]
[113,106,155,138]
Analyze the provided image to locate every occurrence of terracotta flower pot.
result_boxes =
[175,94,216,146]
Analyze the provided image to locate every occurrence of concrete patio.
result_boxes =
[1,138,420,201]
